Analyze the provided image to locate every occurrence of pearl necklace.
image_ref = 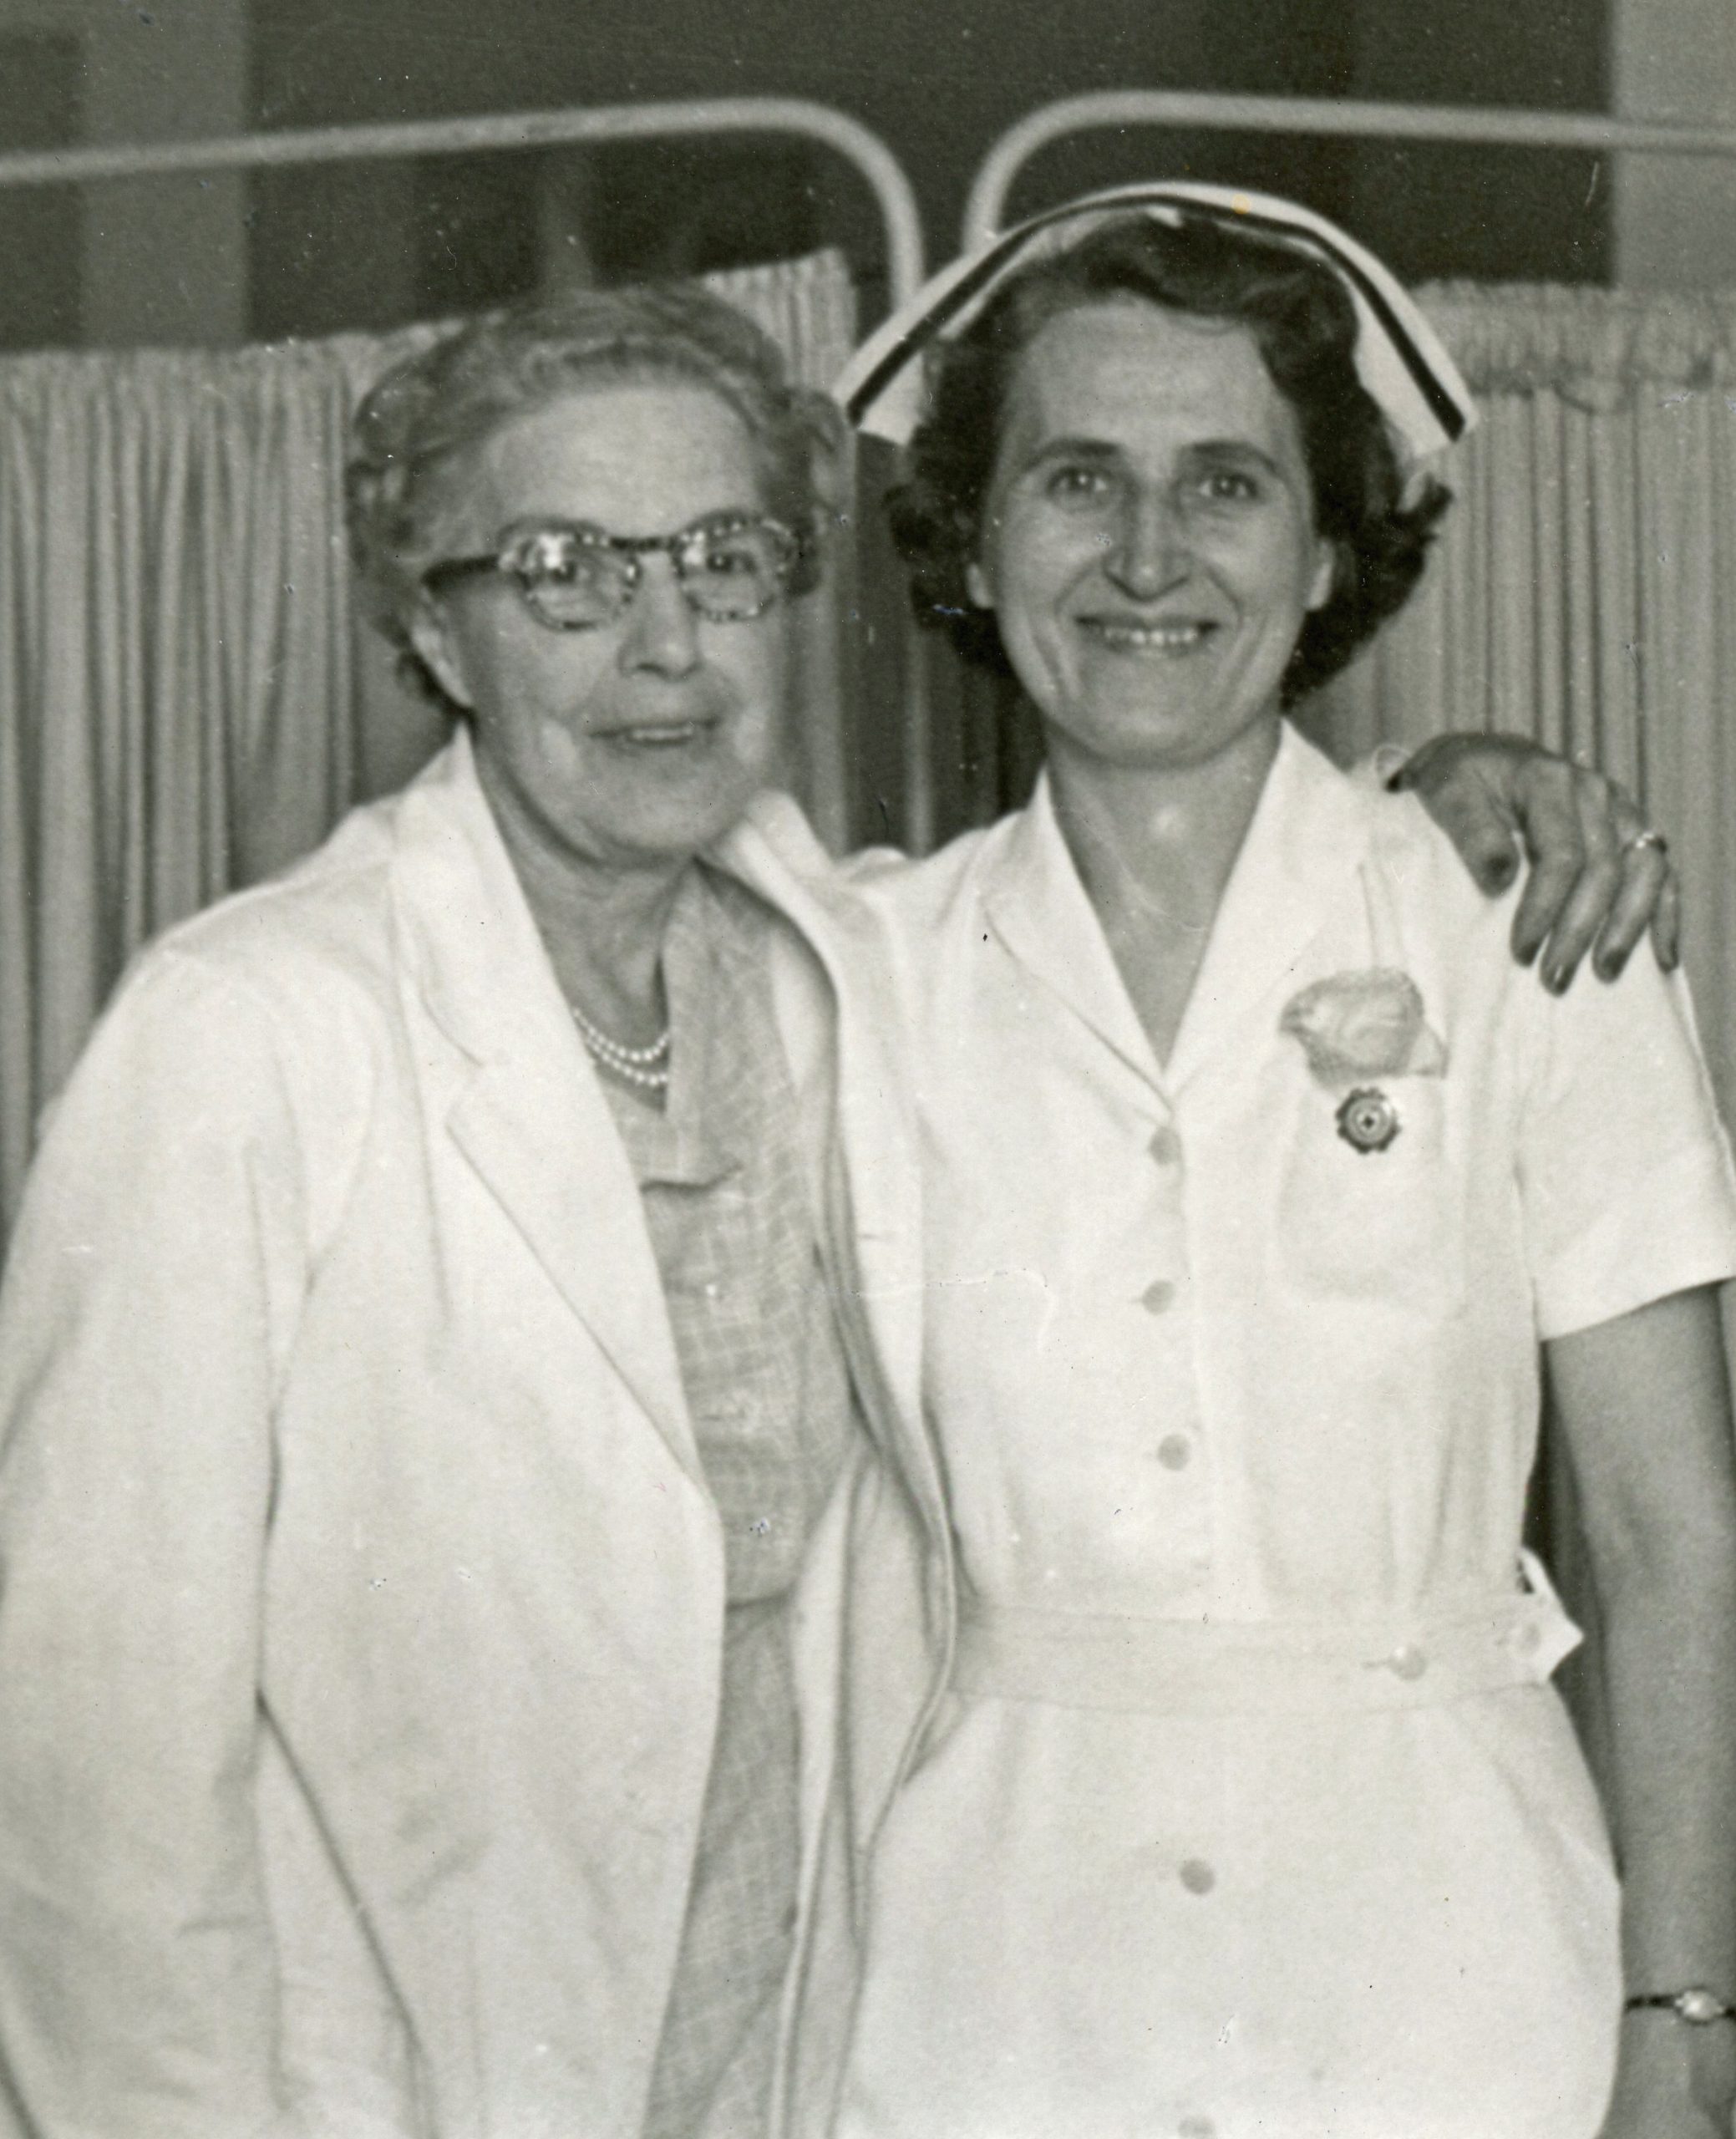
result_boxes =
[568,999,672,1092]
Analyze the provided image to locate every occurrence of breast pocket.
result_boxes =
[1274,1069,1459,1316]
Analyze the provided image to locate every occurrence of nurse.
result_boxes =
[822,187,1736,2139]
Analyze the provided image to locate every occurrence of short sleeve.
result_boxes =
[1517,951,1736,1339]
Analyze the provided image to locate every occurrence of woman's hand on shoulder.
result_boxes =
[1391,732,1678,991]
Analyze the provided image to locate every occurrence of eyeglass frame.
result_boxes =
[420,511,805,631]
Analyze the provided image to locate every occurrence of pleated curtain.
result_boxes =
[0,249,857,1236]
[1295,283,1736,1781]
[1312,281,1736,1133]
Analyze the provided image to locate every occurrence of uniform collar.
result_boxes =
[983,724,1375,1100]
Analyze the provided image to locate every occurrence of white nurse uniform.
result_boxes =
[833,725,1736,2139]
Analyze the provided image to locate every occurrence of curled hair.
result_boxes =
[890,213,1451,705]
[347,281,843,707]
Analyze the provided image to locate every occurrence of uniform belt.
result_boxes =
[951,1552,1581,1716]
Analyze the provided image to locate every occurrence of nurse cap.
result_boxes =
[835,180,1476,467]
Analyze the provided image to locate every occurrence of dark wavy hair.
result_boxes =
[347,281,842,709]
[889,211,1451,706]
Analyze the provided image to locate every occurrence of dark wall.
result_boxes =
[0,33,82,350]
[0,0,1614,349]
[248,0,1607,339]
[253,0,1232,262]
[1351,0,1607,283]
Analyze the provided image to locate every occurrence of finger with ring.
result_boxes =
[1622,827,1669,858]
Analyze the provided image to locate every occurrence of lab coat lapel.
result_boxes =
[391,736,698,1482]
[1165,724,1374,1097]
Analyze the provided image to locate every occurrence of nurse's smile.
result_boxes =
[967,298,1333,781]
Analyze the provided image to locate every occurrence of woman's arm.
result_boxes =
[1547,1288,1736,2139]
[1395,733,1678,989]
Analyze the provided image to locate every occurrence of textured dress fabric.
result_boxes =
[834,728,1736,2139]
[600,868,852,2139]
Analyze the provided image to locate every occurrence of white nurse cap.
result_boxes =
[835,180,1476,468]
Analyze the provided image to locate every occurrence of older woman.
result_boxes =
[816,190,1736,2139]
[0,283,906,2139]
[0,274,1686,2139]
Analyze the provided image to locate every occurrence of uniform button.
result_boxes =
[1388,1644,1428,1681]
[1512,1620,1542,1655]
[1179,2119,1216,2138]
[1149,1125,1182,1166]
[1140,1278,1177,1315]
[1179,1857,1216,1895]
[1156,1433,1193,1471]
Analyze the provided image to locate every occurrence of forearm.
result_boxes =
[1547,1289,1736,2132]
[1588,1535,1736,2134]
[1596,1542,1736,1997]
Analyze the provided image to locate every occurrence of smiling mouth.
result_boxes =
[1084,618,1219,653]
[598,717,722,748]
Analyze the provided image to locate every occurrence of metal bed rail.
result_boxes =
[964,89,1736,246]
[0,95,934,846]
[0,97,926,310]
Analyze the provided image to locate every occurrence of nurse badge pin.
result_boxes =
[1282,968,1447,1158]
[1335,1085,1401,1155]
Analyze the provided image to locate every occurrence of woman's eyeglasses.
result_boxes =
[424,513,802,630]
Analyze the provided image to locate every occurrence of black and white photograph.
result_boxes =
[1,4,1734,2135]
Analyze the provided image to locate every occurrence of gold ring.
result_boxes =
[1623,827,1668,858]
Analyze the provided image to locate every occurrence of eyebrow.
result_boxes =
[1012,435,1295,482]
[1180,440,1292,480]
[1013,436,1119,470]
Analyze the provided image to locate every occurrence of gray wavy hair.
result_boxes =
[346,281,843,707]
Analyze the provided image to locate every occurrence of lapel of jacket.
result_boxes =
[389,734,698,1484]
[712,796,941,1537]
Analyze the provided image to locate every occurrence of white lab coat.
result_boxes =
[0,732,944,2139]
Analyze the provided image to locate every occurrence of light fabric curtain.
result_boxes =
[0,250,857,1235]
[1303,285,1736,1773]
[1312,282,1736,1131]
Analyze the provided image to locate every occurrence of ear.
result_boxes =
[408,591,477,711]
[1306,535,1341,617]
[965,558,995,611]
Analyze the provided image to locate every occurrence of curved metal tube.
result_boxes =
[0,96,926,308]
[964,89,1736,246]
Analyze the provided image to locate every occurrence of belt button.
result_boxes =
[1388,1643,1428,1682]
[1156,1433,1193,1471]
[1179,1857,1216,1895]
[1140,1278,1177,1315]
